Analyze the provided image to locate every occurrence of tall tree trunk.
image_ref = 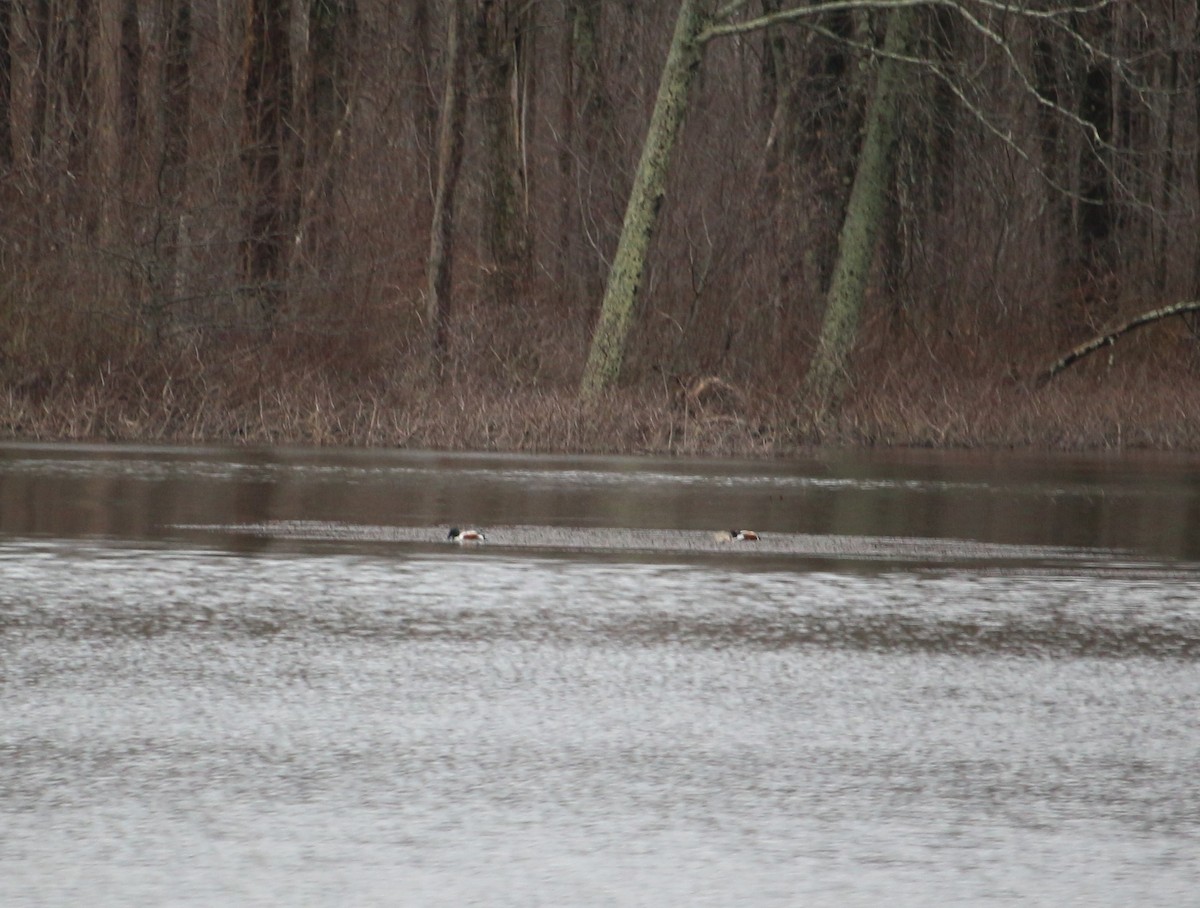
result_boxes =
[798,9,860,297]
[410,0,439,155]
[475,0,531,307]
[295,0,356,266]
[0,0,12,165]
[63,0,92,172]
[578,0,707,399]
[28,0,50,164]
[146,0,192,340]
[427,0,468,370]
[1194,8,1200,296]
[1156,42,1178,295]
[1032,16,1081,276]
[1078,59,1114,268]
[558,0,608,307]
[94,0,122,245]
[241,0,294,323]
[161,0,191,230]
[803,8,914,416]
[27,0,94,206]
[118,0,139,152]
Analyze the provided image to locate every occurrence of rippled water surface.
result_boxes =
[2,443,1199,906]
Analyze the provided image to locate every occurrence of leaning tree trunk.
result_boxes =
[1037,299,1200,386]
[578,0,708,399]
[804,7,914,417]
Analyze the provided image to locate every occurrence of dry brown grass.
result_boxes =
[2,297,1199,454]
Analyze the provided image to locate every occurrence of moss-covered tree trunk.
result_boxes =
[804,8,914,416]
[578,0,708,399]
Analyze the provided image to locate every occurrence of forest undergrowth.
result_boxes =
[3,303,1197,455]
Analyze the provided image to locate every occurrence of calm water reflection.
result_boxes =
[1,443,1198,906]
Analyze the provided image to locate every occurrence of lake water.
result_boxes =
[1,443,1198,906]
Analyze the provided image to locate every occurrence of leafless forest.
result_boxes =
[1,0,1199,451]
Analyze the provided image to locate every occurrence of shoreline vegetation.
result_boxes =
[3,314,1197,455]
[2,3,1199,454]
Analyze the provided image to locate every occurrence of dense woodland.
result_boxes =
[1,0,1199,451]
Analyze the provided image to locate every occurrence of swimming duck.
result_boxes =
[727,529,759,541]
[447,527,486,543]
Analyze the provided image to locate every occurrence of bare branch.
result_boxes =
[1037,300,1200,386]
[960,0,1119,20]
[705,0,1154,215]
[794,18,1093,204]
[709,0,1123,38]
[703,0,932,42]
[701,1,1097,159]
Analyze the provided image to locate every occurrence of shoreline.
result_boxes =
[3,366,1198,455]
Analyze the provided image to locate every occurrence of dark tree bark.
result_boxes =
[1032,19,1071,270]
[797,9,860,295]
[0,0,13,165]
[427,0,468,369]
[1194,7,1200,296]
[64,0,93,167]
[924,7,957,217]
[241,0,295,322]
[559,0,611,306]
[139,0,193,339]
[28,0,51,163]
[1155,40,1178,294]
[411,0,438,151]
[1078,59,1114,264]
[95,0,123,243]
[295,0,356,264]
[118,0,139,166]
[160,0,191,198]
[757,6,863,308]
[474,0,532,307]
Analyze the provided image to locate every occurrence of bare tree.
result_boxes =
[241,0,295,323]
[805,6,913,414]
[0,0,13,165]
[474,0,534,307]
[577,0,1141,406]
[94,0,123,246]
[427,0,469,369]
[287,0,357,285]
[558,0,614,306]
[1,0,1195,441]
[141,0,193,341]
[578,0,708,398]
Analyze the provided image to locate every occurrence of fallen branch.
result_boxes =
[1036,299,1200,387]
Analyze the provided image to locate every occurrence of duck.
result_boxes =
[447,527,486,543]
[727,529,759,541]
